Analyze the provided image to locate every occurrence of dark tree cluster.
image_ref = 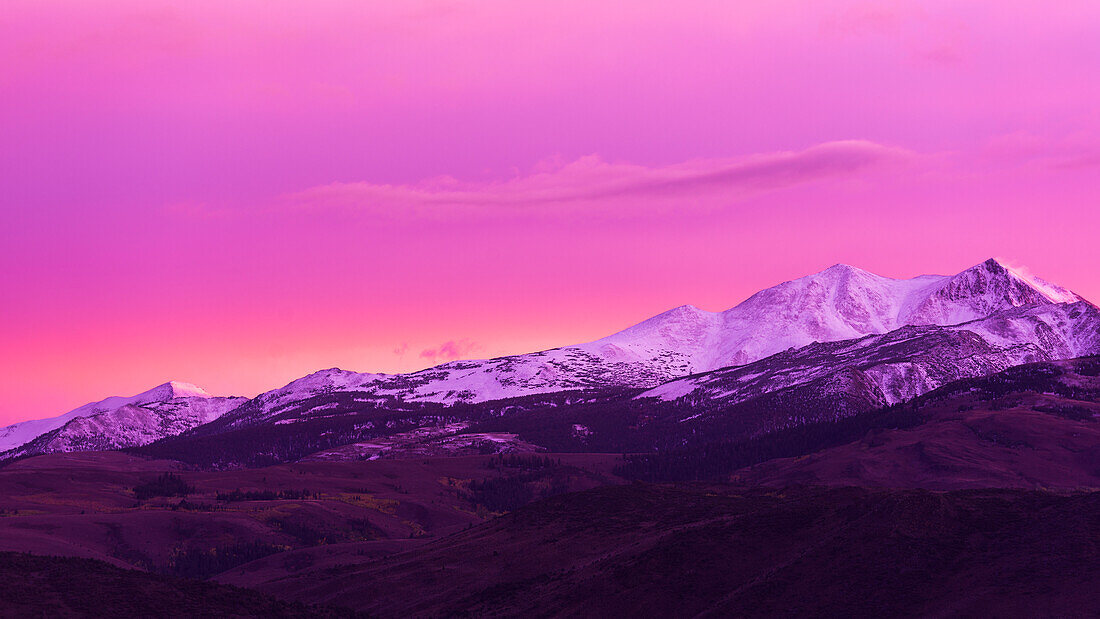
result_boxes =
[133,473,194,500]
[169,499,219,512]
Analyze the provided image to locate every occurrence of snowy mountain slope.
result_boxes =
[0,382,248,461]
[640,301,1100,411]
[0,381,214,453]
[0,396,247,461]
[701,258,1082,367]
[214,258,1090,428]
[904,258,1081,325]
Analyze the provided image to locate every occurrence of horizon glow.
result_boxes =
[2,0,1100,424]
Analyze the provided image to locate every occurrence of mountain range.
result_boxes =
[3,258,1096,465]
[217,258,1089,421]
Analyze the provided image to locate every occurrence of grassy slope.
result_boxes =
[735,394,1100,489]
[0,452,622,577]
[0,551,348,618]
[250,483,1100,618]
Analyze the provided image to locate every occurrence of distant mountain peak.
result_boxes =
[0,380,220,454]
[150,381,213,400]
[821,262,863,274]
[648,304,711,321]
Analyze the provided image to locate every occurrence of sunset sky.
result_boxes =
[3,0,1100,424]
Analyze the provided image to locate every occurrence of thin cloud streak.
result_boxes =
[284,140,911,213]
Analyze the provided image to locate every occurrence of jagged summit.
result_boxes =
[706,258,1084,365]
[904,259,1084,325]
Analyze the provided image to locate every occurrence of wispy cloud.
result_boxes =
[282,140,910,215]
[419,339,481,364]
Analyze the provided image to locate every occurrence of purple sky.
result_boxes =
[3,0,1100,424]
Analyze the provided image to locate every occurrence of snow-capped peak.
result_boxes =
[244,368,387,411]
[821,263,868,275]
[142,381,213,401]
[0,380,217,453]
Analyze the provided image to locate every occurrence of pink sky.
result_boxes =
[2,0,1100,424]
